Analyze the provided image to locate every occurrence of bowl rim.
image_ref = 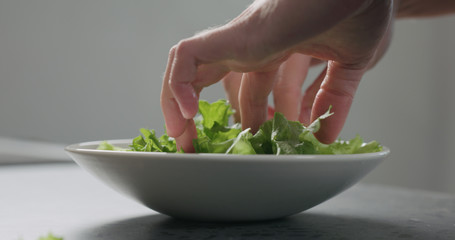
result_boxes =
[65,139,390,163]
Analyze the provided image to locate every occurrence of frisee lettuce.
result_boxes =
[37,233,63,240]
[16,233,63,240]
[24,233,63,240]
[97,99,382,154]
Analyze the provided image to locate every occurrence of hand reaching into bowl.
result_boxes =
[160,0,455,153]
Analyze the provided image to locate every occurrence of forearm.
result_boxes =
[397,0,455,18]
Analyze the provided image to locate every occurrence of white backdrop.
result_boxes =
[1,1,454,193]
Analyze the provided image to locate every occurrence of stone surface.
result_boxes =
[1,163,454,240]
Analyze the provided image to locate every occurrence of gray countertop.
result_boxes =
[1,163,454,240]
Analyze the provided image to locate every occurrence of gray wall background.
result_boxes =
[1,1,454,193]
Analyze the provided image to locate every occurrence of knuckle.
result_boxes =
[323,86,355,100]
[174,39,193,58]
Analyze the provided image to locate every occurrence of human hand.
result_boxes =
[224,18,395,130]
[161,0,394,152]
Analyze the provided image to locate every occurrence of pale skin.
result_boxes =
[161,0,455,153]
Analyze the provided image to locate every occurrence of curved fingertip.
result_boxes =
[181,101,199,119]
[161,45,188,138]
[170,82,199,119]
[311,61,365,144]
[169,40,200,120]
[311,102,344,144]
[310,86,354,144]
[175,119,197,153]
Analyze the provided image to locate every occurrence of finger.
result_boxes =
[193,63,230,94]
[168,34,232,119]
[273,53,311,121]
[311,61,365,144]
[222,72,243,123]
[175,119,197,153]
[169,24,246,119]
[161,47,189,138]
[239,70,277,133]
[299,66,327,126]
[168,40,200,119]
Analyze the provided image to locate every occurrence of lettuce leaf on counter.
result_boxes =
[38,233,63,240]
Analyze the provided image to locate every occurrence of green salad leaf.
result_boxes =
[98,99,382,154]
[37,233,63,240]
[97,141,128,151]
[130,128,178,153]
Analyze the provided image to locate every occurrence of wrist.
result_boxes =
[397,0,455,18]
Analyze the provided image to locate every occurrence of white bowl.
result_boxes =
[65,139,389,222]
